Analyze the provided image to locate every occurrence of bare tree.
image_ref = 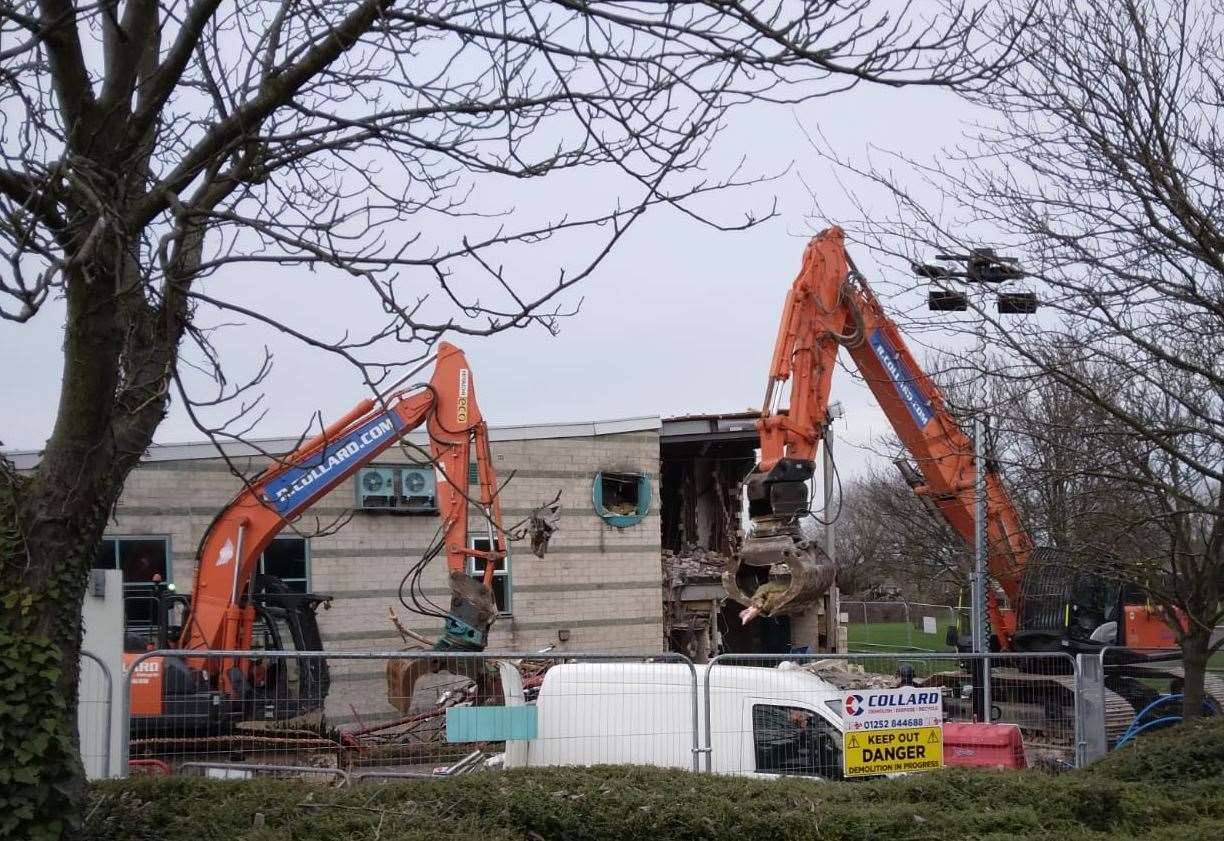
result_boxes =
[834,472,968,602]
[0,1,1018,833]
[822,0,1224,719]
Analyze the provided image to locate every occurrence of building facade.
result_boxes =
[11,417,665,719]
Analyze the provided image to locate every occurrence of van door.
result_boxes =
[744,700,844,780]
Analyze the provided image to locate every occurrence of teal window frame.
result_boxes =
[592,471,651,527]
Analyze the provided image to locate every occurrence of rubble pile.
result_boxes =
[662,546,729,589]
[787,658,898,690]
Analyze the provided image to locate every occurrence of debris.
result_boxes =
[515,490,561,558]
[738,581,791,625]
[605,501,637,515]
[781,658,899,690]
[662,546,729,588]
[662,547,730,661]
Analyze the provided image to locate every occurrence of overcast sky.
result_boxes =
[0,83,977,483]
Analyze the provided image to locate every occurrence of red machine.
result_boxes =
[725,226,1177,657]
[942,722,1027,769]
[126,341,507,730]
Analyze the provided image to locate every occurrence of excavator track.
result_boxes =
[130,732,343,759]
[925,662,1224,750]
[1116,662,1224,714]
[924,668,1136,746]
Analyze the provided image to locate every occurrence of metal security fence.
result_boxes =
[94,645,1224,781]
[78,651,114,779]
[841,601,968,652]
[120,650,698,780]
[704,651,1084,771]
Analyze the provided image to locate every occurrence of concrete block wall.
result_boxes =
[104,424,665,725]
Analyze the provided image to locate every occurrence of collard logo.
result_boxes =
[869,328,934,429]
[845,694,864,716]
[131,658,162,687]
[457,368,470,423]
[263,411,405,516]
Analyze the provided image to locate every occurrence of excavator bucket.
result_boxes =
[386,648,432,713]
[386,573,499,712]
[723,534,836,619]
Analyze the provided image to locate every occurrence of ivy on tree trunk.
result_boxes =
[0,484,89,840]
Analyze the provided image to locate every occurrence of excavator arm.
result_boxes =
[728,227,1031,647]
[180,341,507,693]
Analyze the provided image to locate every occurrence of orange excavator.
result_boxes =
[126,342,508,732]
[725,226,1180,657]
[724,226,1216,740]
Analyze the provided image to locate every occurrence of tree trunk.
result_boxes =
[1180,628,1212,721]
[0,238,179,835]
[0,478,96,840]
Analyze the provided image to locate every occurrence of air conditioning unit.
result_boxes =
[355,467,397,509]
[398,467,438,513]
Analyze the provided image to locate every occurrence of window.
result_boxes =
[592,471,651,527]
[467,537,511,614]
[94,536,170,626]
[259,536,310,593]
[751,704,843,779]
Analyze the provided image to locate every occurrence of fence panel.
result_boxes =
[78,651,114,779]
[1093,646,1224,759]
[841,601,966,652]
[121,650,697,781]
[704,651,1081,773]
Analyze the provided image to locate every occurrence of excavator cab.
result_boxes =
[1013,562,1122,654]
[244,575,332,721]
[123,580,190,653]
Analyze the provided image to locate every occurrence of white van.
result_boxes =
[496,661,847,779]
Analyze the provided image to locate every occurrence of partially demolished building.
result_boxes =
[11,411,844,724]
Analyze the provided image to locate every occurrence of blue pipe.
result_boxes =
[1125,693,1184,732]
[1114,692,1217,749]
[1115,715,1182,749]
[1116,694,1182,746]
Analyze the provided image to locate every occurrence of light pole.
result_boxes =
[912,251,1019,719]
[824,404,842,652]
[913,248,1038,314]
[972,414,993,720]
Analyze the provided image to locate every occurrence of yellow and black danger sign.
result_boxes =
[843,726,943,777]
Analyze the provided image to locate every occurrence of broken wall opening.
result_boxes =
[593,470,650,527]
[660,438,756,556]
[599,472,641,512]
[660,413,845,659]
[660,416,758,662]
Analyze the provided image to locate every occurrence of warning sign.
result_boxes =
[843,726,944,777]
[842,687,944,776]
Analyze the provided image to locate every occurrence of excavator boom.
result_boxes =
[729,228,1031,646]
[181,341,507,694]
